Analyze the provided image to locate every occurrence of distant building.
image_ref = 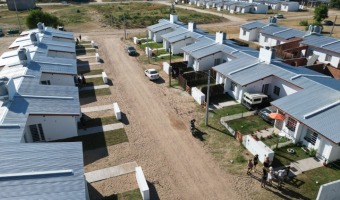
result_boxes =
[6,0,36,11]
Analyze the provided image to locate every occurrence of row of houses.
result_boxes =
[182,0,300,13]
[147,14,340,164]
[0,23,88,199]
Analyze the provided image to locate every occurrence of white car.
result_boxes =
[144,69,159,80]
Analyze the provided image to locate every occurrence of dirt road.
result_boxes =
[84,35,242,199]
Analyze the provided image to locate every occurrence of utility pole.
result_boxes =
[123,14,127,40]
[13,0,22,33]
[330,15,337,37]
[205,70,211,126]
[169,45,172,87]
[146,31,150,64]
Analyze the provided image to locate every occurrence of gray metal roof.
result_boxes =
[147,19,176,33]
[161,26,208,43]
[0,142,86,200]
[301,34,340,54]
[241,21,266,30]
[260,24,306,39]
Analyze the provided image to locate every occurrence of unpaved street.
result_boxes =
[83,35,242,199]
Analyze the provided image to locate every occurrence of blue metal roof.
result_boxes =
[301,34,340,54]
[260,24,306,39]
[241,21,266,30]
[0,142,86,200]
[147,19,177,33]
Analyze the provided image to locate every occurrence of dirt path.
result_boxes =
[84,35,242,199]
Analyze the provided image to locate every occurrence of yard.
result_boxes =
[271,144,311,167]
[102,189,142,200]
[227,115,272,135]
[78,115,119,129]
[86,77,105,86]
[79,69,104,76]
[79,88,111,98]
[210,103,248,117]
[140,42,163,49]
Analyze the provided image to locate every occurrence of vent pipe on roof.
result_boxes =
[259,47,275,64]
[188,22,196,32]
[29,33,39,45]
[313,25,322,34]
[268,16,277,24]
[37,22,45,33]
[17,48,31,66]
[215,31,226,44]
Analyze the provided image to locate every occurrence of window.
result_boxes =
[273,86,280,96]
[325,54,332,62]
[262,84,269,94]
[243,30,246,36]
[276,40,280,45]
[286,117,297,132]
[264,37,268,42]
[29,124,45,142]
[230,81,236,91]
[304,129,318,145]
[41,80,51,85]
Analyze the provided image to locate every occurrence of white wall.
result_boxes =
[259,33,283,47]
[24,115,78,142]
[154,29,173,43]
[195,52,230,71]
[191,87,205,105]
[317,180,340,200]
[242,135,274,163]
[171,38,195,55]
[239,28,260,42]
[254,4,268,14]
[281,3,299,12]
[40,73,75,86]
[135,167,150,200]
[308,47,340,68]
[269,76,300,99]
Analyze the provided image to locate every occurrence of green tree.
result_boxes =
[313,4,329,22]
[330,0,340,9]
[25,10,63,29]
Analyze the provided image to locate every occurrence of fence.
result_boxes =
[242,135,274,163]
[220,118,236,136]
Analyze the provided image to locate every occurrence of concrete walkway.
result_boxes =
[84,74,102,79]
[289,157,323,176]
[158,53,170,57]
[210,101,239,109]
[80,85,109,91]
[85,161,138,183]
[220,111,256,122]
[78,123,124,136]
[81,104,112,113]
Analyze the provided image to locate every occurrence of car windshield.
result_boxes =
[149,70,157,74]
[128,47,135,50]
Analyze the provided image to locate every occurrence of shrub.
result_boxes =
[25,10,63,29]
[299,20,309,26]
[235,154,247,163]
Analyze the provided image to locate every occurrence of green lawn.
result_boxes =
[56,129,128,151]
[212,104,248,117]
[152,54,182,62]
[78,116,119,129]
[86,77,105,86]
[140,42,163,49]
[152,49,168,56]
[76,48,96,56]
[79,69,103,76]
[79,88,111,98]
[102,189,142,200]
[227,115,272,135]
[261,134,291,148]
[271,144,313,167]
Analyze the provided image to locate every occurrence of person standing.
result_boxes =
[268,167,273,185]
[264,156,270,169]
[253,154,259,172]
[261,167,268,188]
[247,159,253,175]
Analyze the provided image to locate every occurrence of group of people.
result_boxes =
[77,74,86,88]
[247,154,276,188]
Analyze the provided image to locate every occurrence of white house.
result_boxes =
[239,21,266,42]
[147,16,178,43]
[265,0,281,10]
[301,33,340,68]
[280,1,300,12]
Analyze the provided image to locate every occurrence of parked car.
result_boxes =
[126,46,137,56]
[144,69,159,80]
[7,29,19,35]
[0,29,3,37]
[258,106,276,124]
[322,20,334,26]
[275,14,284,19]
[241,92,270,110]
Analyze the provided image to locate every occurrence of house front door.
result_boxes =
[318,141,332,162]
[262,84,269,95]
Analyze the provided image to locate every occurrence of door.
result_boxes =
[29,124,46,142]
[262,84,269,95]
[214,58,221,66]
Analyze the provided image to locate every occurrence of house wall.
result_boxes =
[194,52,230,71]
[40,73,75,86]
[153,29,173,43]
[24,115,78,142]
[163,40,170,51]
[281,3,299,12]
[148,30,153,40]
[254,4,268,14]
[259,33,284,47]
[171,38,195,55]
[308,47,340,68]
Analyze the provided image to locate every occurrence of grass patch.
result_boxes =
[152,54,182,62]
[79,116,119,129]
[86,77,104,86]
[261,134,290,148]
[152,49,168,56]
[271,144,312,167]
[212,104,248,117]
[102,189,142,200]
[79,69,103,75]
[210,93,234,104]
[140,42,163,49]
[227,115,272,135]
[56,129,128,151]
[76,48,96,56]
[79,88,111,98]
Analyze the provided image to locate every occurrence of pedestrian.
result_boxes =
[253,154,259,172]
[247,159,253,175]
[261,167,268,188]
[284,166,291,181]
[79,34,82,41]
[264,156,270,169]
[77,76,82,88]
[268,167,273,185]
[81,74,86,86]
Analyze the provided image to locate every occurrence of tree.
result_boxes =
[313,4,329,22]
[330,0,340,9]
[25,10,63,29]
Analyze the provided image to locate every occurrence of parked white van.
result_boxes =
[242,92,269,110]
